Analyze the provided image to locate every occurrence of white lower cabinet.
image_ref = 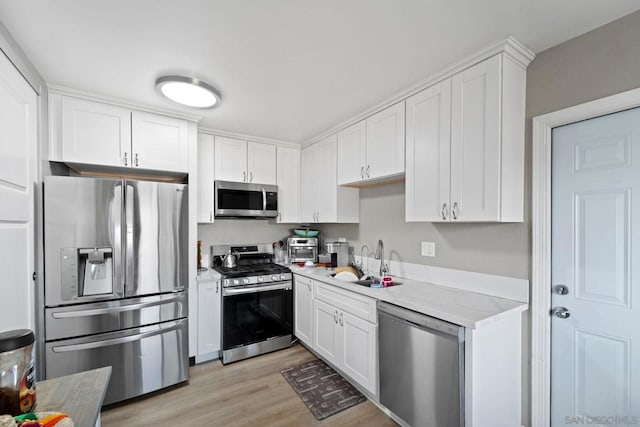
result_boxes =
[293,275,314,346]
[196,279,221,363]
[311,281,378,395]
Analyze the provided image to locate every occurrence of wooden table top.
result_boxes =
[36,367,111,427]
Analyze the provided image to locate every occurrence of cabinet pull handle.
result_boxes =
[278,212,281,222]
[123,153,128,166]
[216,281,219,293]
[339,312,343,326]
[243,171,246,182]
[452,202,459,220]
[360,166,364,179]
[249,172,253,182]
[307,282,312,291]
[441,203,448,220]
[334,311,338,323]
[135,153,139,167]
[209,210,213,222]
[366,165,370,178]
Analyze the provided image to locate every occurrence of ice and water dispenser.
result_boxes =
[60,247,114,300]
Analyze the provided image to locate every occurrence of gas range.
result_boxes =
[212,244,294,365]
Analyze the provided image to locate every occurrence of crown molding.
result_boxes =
[47,83,202,122]
[303,35,535,148]
[198,126,300,149]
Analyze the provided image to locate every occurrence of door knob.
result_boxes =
[551,306,571,319]
[553,285,569,295]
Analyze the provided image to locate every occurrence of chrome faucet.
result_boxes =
[374,239,389,278]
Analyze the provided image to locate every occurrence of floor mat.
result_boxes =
[280,359,367,420]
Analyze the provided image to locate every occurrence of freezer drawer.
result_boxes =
[45,319,189,405]
[45,292,188,341]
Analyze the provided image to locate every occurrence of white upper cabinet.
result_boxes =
[301,136,359,223]
[276,146,300,223]
[51,93,190,173]
[197,133,215,223]
[214,136,248,183]
[405,79,452,222]
[337,121,366,185]
[300,143,318,223]
[406,53,526,222]
[337,103,405,186]
[59,96,131,167]
[247,141,277,185]
[214,136,276,185]
[131,111,189,172]
[365,102,405,181]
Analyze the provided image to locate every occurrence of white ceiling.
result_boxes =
[0,1,638,143]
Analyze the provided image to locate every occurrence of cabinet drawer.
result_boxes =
[314,281,377,323]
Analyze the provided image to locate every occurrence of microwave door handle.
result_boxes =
[262,187,267,212]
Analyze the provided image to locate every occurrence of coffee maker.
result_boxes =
[326,241,350,267]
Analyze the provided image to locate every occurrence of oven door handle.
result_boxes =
[262,187,267,212]
[223,281,291,296]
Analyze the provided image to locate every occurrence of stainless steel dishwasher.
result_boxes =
[378,301,465,427]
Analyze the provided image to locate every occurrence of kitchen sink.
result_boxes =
[352,279,402,287]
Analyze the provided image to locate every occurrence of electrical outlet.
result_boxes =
[421,241,435,257]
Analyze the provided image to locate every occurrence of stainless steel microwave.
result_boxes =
[214,180,278,218]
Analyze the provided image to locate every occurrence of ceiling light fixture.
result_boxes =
[155,75,222,109]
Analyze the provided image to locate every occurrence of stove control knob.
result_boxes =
[271,275,278,281]
[243,278,250,284]
[258,277,264,282]
[233,279,239,285]
[280,274,287,280]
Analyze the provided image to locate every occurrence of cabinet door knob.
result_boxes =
[123,152,128,166]
[441,203,448,220]
[452,202,459,220]
[134,153,139,167]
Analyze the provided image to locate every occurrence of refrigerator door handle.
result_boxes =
[112,181,125,298]
[50,319,185,353]
[51,294,185,319]
[125,183,135,295]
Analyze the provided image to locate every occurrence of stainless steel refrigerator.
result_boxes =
[43,175,189,405]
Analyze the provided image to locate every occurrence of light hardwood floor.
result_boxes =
[101,344,396,426]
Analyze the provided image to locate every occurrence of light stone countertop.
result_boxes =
[289,265,527,329]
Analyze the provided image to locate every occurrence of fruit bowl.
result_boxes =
[293,229,319,237]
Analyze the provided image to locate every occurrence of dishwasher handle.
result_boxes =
[378,301,464,340]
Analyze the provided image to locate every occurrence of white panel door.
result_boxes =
[294,277,313,346]
[0,52,37,331]
[197,280,221,356]
[197,133,215,223]
[300,144,317,223]
[313,299,341,366]
[276,146,300,223]
[61,96,131,167]
[365,102,405,180]
[337,121,366,185]
[214,136,247,183]
[450,55,500,221]
[341,311,377,395]
[131,112,188,172]
[317,135,338,222]
[551,107,640,424]
[247,141,276,185]
[405,79,452,222]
